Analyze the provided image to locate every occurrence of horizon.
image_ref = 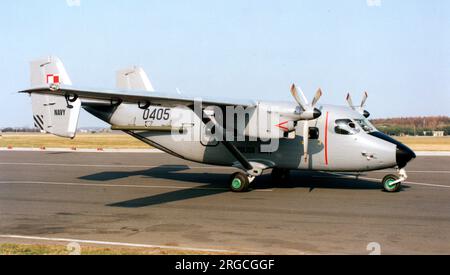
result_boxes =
[2,115,449,130]
[0,0,449,128]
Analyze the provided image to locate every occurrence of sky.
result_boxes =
[0,0,449,128]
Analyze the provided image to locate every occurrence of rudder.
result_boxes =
[29,56,80,138]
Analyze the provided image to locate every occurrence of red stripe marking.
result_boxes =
[275,121,289,132]
[324,112,329,165]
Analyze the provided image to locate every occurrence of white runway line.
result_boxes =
[1,162,449,175]
[359,177,450,189]
[322,173,450,190]
[404,181,450,189]
[1,148,450,156]
[0,235,249,254]
[0,181,273,192]
[0,162,235,170]
[0,148,163,153]
[369,170,450,174]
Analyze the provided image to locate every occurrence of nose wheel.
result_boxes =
[382,168,408,193]
[382,175,401,192]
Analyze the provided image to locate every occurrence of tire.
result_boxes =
[230,172,250,193]
[382,174,402,193]
[271,168,290,181]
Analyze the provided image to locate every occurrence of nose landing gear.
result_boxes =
[382,168,408,192]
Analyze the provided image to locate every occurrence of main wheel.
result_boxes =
[382,174,402,192]
[271,168,290,181]
[230,172,250,193]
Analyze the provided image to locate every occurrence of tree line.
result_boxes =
[2,116,449,136]
[371,116,449,136]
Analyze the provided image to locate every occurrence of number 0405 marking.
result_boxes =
[143,108,171,121]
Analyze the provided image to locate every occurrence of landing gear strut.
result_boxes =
[382,168,408,193]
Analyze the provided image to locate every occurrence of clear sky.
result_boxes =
[0,0,449,128]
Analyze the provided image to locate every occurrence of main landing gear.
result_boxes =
[229,168,292,192]
[219,140,260,193]
[382,168,408,193]
[229,172,256,193]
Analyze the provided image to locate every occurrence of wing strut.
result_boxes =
[199,108,262,176]
[221,140,253,171]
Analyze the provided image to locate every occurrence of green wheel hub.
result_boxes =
[384,178,397,191]
[232,178,242,190]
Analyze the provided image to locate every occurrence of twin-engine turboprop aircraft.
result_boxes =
[21,56,416,193]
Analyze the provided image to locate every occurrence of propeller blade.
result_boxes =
[299,86,309,106]
[290,84,307,111]
[311,88,323,107]
[360,91,368,108]
[346,93,355,110]
[303,122,309,161]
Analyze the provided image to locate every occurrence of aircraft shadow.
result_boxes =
[80,165,230,208]
[79,165,230,186]
[78,165,406,208]
[259,171,391,191]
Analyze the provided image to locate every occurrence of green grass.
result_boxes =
[0,133,149,149]
[1,133,449,151]
[396,136,450,151]
[0,243,233,255]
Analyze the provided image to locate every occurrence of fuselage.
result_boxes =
[83,100,416,173]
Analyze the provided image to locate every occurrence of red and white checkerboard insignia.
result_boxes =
[46,74,60,84]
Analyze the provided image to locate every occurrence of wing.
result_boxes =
[20,85,256,108]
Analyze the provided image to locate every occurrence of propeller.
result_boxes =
[346,92,370,118]
[290,84,323,162]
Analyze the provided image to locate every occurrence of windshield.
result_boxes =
[335,119,360,135]
[354,118,376,133]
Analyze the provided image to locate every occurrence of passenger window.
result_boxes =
[335,119,359,135]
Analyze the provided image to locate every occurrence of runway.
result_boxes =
[0,151,449,254]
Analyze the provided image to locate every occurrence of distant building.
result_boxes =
[433,131,445,137]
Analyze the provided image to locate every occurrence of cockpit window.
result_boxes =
[335,119,360,135]
[354,118,375,133]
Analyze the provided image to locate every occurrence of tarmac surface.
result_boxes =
[0,151,449,254]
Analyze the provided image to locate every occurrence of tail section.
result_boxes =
[116,66,155,92]
[30,56,72,87]
[29,56,80,138]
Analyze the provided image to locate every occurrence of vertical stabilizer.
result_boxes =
[116,66,155,92]
[30,56,73,87]
[29,56,80,138]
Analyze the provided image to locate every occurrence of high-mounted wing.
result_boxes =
[20,85,256,108]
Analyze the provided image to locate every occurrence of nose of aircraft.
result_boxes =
[369,131,416,168]
[396,144,416,168]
